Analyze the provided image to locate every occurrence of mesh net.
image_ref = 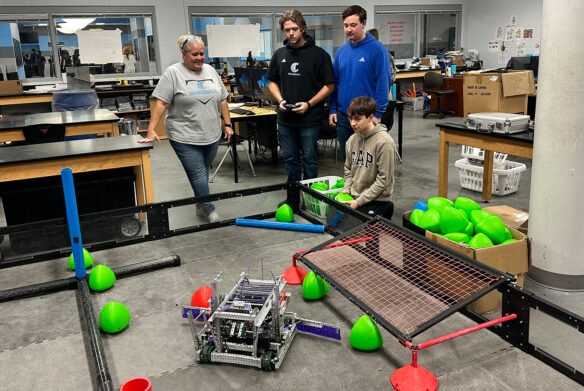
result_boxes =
[300,220,504,339]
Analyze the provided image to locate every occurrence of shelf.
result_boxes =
[113,109,150,114]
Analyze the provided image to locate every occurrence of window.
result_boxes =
[0,7,159,82]
[375,6,461,61]
[189,7,345,70]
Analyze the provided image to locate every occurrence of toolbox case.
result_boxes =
[465,112,530,134]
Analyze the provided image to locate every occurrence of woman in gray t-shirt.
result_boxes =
[140,35,233,223]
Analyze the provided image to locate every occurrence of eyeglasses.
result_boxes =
[190,52,205,56]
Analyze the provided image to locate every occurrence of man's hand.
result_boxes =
[278,100,287,111]
[293,102,309,115]
[138,130,160,143]
[343,200,359,209]
[329,113,337,127]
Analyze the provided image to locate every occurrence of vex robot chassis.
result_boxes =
[182,271,340,371]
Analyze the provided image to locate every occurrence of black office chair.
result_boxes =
[318,114,339,163]
[423,72,455,119]
[209,134,256,183]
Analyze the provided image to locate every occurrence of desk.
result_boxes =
[437,122,533,201]
[229,105,277,183]
[395,68,441,80]
[0,109,119,142]
[0,135,154,206]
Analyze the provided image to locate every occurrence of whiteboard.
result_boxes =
[206,24,261,58]
[77,30,123,64]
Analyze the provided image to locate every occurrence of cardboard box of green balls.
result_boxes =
[300,176,345,221]
[403,196,530,314]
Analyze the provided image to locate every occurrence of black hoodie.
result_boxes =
[267,34,334,127]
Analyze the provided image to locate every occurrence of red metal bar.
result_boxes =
[294,237,373,258]
[416,314,517,351]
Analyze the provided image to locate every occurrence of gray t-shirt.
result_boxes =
[152,62,228,145]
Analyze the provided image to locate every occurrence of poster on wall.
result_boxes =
[498,43,509,65]
[488,41,499,53]
[523,28,534,39]
[77,30,123,64]
[514,27,523,41]
[505,28,514,41]
[506,15,518,26]
[516,41,526,56]
[495,27,503,41]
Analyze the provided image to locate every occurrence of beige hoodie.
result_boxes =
[342,122,396,206]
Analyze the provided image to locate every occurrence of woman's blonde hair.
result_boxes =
[177,34,205,52]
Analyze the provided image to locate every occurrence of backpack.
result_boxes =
[388,51,397,84]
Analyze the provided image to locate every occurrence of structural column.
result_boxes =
[528,0,584,289]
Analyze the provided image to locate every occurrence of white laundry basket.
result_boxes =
[300,176,343,220]
[454,158,526,196]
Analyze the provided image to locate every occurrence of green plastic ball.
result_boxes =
[302,271,329,300]
[419,208,441,233]
[311,182,329,191]
[443,232,470,243]
[88,265,116,291]
[349,315,383,351]
[501,239,517,244]
[469,209,494,227]
[440,206,468,234]
[463,221,475,236]
[503,227,513,241]
[331,178,345,189]
[99,302,130,334]
[409,209,425,227]
[68,248,93,271]
[468,233,494,249]
[275,204,294,222]
[427,197,453,214]
[335,193,355,203]
[454,197,481,218]
[476,216,506,244]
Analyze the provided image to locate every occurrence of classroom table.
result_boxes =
[228,105,278,183]
[0,109,120,142]
[0,135,154,206]
[436,121,533,201]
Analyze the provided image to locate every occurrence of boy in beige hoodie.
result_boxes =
[341,96,396,219]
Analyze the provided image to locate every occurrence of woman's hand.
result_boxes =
[223,126,234,143]
[138,129,160,143]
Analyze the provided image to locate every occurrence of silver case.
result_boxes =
[465,112,530,134]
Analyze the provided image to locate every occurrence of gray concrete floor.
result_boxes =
[1,111,583,390]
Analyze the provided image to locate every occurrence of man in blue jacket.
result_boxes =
[268,9,335,183]
[328,5,391,162]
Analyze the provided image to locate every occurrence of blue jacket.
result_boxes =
[329,34,390,118]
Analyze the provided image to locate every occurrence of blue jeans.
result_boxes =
[335,111,353,162]
[277,124,320,182]
[169,139,219,215]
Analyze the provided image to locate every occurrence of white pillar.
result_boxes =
[528,0,584,289]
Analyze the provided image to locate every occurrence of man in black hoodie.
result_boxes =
[267,9,335,182]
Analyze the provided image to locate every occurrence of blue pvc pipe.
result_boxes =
[61,168,86,279]
[235,218,324,233]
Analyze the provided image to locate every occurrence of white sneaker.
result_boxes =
[207,211,221,223]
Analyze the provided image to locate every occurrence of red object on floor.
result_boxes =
[281,255,308,285]
[120,377,152,391]
[190,286,213,307]
[391,350,438,391]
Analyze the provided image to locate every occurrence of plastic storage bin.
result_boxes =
[300,176,342,220]
[461,145,507,165]
[454,158,526,196]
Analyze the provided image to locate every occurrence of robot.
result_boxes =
[182,271,341,371]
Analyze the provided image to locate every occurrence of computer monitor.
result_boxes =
[510,56,531,70]
[234,67,254,99]
[250,68,277,105]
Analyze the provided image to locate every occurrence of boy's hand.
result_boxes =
[343,200,359,209]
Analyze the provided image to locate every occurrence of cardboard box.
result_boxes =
[483,205,528,234]
[0,80,23,96]
[462,71,535,118]
[402,96,424,111]
[403,211,530,313]
[420,58,431,66]
[448,55,465,66]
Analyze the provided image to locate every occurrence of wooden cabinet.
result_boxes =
[430,75,464,117]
